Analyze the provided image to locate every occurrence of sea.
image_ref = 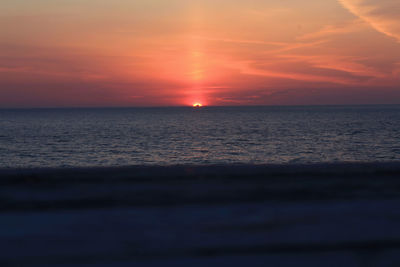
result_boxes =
[2,105,400,267]
[1,105,400,168]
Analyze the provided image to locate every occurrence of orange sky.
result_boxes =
[1,0,400,107]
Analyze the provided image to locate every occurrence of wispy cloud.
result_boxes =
[235,60,357,85]
[194,35,327,55]
[191,36,286,47]
[277,55,386,78]
[298,19,366,40]
[338,0,400,42]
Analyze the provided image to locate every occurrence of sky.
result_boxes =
[1,0,400,107]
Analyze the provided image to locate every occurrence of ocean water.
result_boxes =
[0,105,400,168]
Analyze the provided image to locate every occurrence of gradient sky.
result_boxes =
[1,0,400,107]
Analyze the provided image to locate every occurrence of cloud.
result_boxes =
[278,55,386,79]
[235,60,358,85]
[338,0,400,42]
[298,19,366,40]
[191,36,286,47]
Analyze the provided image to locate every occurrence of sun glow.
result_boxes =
[192,103,203,107]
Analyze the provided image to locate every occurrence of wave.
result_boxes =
[1,162,400,213]
[1,162,400,181]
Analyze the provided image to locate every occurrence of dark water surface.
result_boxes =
[2,106,400,267]
[1,105,400,168]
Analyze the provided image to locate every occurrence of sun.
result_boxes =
[192,103,203,108]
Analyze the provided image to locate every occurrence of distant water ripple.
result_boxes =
[0,105,400,168]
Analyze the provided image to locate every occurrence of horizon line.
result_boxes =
[1,103,400,110]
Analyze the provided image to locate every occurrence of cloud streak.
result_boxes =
[298,19,366,40]
[338,0,400,42]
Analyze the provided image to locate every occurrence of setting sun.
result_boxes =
[192,103,203,108]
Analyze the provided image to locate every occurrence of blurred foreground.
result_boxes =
[1,163,400,266]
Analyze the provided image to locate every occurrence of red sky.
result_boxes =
[1,0,400,107]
